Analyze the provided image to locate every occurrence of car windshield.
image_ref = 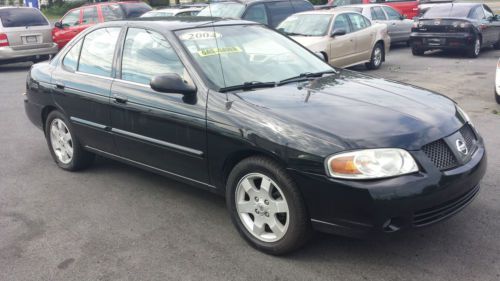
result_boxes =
[424,5,471,18]
[176,25,333,90]
[197,3,245,18]
[278,14,332,36]
[0,8,48,27]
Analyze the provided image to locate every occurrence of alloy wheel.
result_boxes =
[235,173,289,242]
[49,118,73,164]
[373,46,382,67]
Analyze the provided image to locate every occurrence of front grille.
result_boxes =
[422,124,478,171]
[413,185,480,227]
[459,124,476,154]
[421,139,458,170]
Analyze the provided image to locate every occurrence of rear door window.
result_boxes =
[78,27,121,77]
[243,4,269,25]
[371,7,387,20]
[382,6,402,20]
[61,10,81,27]
[0,8,48,28]
[265,1,294,27]
[82,7,99,25]
[102,4,125,21]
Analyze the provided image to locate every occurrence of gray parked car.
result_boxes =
[0,7,58,64]
[338,4,414,45]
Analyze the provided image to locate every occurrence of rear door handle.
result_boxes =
[113,95,128,104]
[54,81,65,90]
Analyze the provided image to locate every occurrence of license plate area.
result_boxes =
[426,38,445,46]
[23,35,39,44]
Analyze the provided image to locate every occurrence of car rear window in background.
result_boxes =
[102,4,125,21]
[0,8,48,28]
[120,2,153,18]
[266,1,294,27]
[424,5,472,18]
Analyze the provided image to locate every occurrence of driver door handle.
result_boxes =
[113,95,128,104]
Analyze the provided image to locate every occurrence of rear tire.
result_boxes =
[226,156,311,255]
[466,38,481,58]
[412,47,424,56]
[365,43,384,70]
[45,110,94,171]
[495,89,500,104]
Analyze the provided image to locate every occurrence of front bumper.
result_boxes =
[410,32,477,50]
[289,135,487,238]
[0,43,58,64]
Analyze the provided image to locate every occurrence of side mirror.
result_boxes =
[150,73,196,96]
[331,29,346,37]
[54,21,63,29]
[400,14,407,20]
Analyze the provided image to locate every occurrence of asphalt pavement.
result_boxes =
[1,46,499,281]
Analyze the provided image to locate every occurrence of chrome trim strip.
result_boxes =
[85,146,214,188]
[111,127,204,156]
[75,71,115,81]
[114,78,151,88]
[70,116,108,130]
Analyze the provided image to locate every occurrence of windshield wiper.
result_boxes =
[277,70,337,86]
[219,81,276,93]
[284,32,313,36]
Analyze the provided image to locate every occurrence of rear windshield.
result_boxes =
[424,5,472,18]
[120,2,153,18]
[0,8,49,28]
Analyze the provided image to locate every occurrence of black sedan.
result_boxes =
[24,18,486,255]
[410,3,500,57]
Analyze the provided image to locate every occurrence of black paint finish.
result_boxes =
[24,19,486,237]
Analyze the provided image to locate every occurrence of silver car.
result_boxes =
[338,4,414,45]
[0,7,58,64]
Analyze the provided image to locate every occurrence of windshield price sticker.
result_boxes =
[180,31,222,41]
[198,47,242,57]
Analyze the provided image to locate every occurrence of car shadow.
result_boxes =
[0,62,33,72]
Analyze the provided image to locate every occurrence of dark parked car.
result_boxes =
[197,0,313,28]
[24,18,486,254]
[410,3,500,57]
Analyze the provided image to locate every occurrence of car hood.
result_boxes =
[228,70,463,152]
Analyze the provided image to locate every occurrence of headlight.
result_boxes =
[326,149,418,179]
[456,105,472,125]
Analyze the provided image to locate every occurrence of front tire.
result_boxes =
[495,88,500,104]
[365,43,384,70]
[226,156,311,255]
[45,110,94,171]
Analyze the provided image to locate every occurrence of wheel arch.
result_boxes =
[220,149,287,190]
[41,105,58,132]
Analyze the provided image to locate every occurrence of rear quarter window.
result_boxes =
[0,8,48,28]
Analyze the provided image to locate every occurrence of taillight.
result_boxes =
[0,33,9,47]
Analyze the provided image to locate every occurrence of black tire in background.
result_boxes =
[411,47,424,56]
[226,156,311,255]
[44,110,94,171]
[466,38,481,58]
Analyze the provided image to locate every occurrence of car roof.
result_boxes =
[292,9,354,16]
[105,17,260,31]
[213,0,304,4]
[153,7,203,13]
